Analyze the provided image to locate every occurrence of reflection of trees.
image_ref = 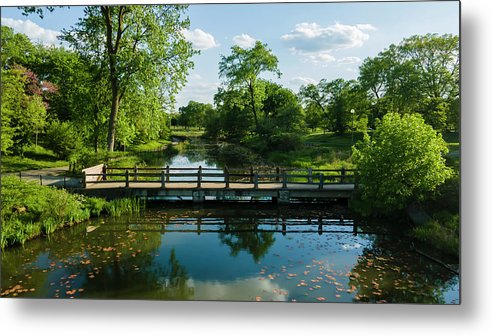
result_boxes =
[1,216,194,300]
[158,249,193,299]
[348,237,458,303]
[68,234,193,300]
[219,222,275,263]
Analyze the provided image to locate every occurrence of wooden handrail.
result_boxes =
[83,166,357,188]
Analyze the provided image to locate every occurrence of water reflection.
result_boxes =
[1,205,459,303]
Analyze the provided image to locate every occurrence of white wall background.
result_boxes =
[0,0,490,335]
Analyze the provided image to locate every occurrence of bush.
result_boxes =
[353,112,453,215]
[267,133,302,152]
[412,211,459,257]
[45,120,85,159]
[0,176,144,249]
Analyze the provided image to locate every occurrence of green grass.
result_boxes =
[302,131,364,148]
[0,175,144,249]
[264,131,361,169]
[127,139,171,152]
[1,145,68,173]
[412,211,459,257]
[1,156,68,173]
[171,127,205,138]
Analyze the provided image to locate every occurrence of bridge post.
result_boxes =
[192,190,205,203]
[318,217,323,235]
[161,170,166,189]
[125,170,130,188]
[254,173,259,189]
[250,167,254,183]
[82,172,86,188]
[197,165,202,188]
[166,165,170,183]
[308,168,313,183]
[134,165,138,181]
[282,171,287,188]
[276,167,280,182]
[318,173,324,190]
[278,190,290,204]
[340,168,346,183]
[225,166,230,189]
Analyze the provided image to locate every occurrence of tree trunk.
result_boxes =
[248,83,259,132]
[107,86,120,152]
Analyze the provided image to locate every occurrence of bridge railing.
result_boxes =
[83,165,356,189]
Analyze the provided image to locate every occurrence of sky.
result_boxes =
[1,1,460,109]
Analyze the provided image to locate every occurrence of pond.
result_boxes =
[0,140,460,303]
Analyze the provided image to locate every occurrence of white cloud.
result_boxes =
[282,22,373,65]
[356,23,377,31]
[176,80,219,108]
[182,28,219,51]
[282,22,371,52]
[232,34,256,48]
[1,17,62,46]
[289,76,317,86]
[337,56,361,64]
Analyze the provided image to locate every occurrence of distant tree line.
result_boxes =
[171,34,458,153]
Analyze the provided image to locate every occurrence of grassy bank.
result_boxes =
[127,139,171,152]
[412,211,459,258]
[263,131,362,169]
[1,145,68,173]
[1,175,143,249]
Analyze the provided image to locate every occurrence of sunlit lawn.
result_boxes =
[1,145,68,173]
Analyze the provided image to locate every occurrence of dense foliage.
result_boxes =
[1,175,143,249]
[353,113,453,214]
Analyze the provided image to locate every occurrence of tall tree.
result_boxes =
[218,41,281,132]
[61,5,195,151]
[358,34,459,127]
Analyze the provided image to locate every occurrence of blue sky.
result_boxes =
[1,1,459,108]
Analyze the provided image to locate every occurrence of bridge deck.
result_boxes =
[80,165,356,202]
[86,181,355,191]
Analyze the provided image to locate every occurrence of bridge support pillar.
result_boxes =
[277,190,290,204]
[192,191,205,203]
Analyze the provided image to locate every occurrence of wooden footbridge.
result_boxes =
[79,164,356,203]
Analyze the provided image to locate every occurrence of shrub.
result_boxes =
[412,211,459,257]
[353,112,452,215]
[0,176,143,249]
[45,120,85,159]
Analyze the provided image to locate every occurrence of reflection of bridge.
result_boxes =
[97,215,365,236]
[81,165,356,203]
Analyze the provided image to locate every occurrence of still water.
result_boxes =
[0,141,459,303]
[1,205,459,303]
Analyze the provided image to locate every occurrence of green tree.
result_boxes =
[298,82,330,131]
[0,26,37,67]
[45,120,84,159]
[353,112,452,214]
[261,81,304,134]
[358,34,459,128]
[178,101,213,129]
[61,5,195,151]
[219,41,281,132]
[304,102,323,132]
[211,87,253,141]
[0,65,50,155]
[300,79,369,134]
